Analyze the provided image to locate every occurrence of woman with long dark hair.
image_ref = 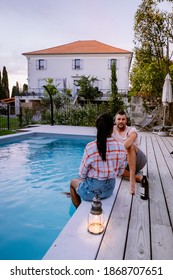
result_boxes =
[70,112,127,208]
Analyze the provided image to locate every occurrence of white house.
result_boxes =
[22,40,133,100]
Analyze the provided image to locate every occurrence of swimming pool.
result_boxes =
[0,133,94,260]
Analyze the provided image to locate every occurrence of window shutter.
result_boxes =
[36,60,39,70]
[44,60,47,70]
[72,60,75,69]
[80,59,84,70]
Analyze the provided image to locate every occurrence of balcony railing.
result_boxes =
[18,88,129,99]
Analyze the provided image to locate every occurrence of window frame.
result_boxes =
[36,59,47,70]
[72,59,83,70]
[108,59,118,69]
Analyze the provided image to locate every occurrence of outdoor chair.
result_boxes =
[168,127,173,136]
[134,111,157,132]
[152,125,172,134]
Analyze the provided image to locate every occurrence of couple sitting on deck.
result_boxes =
[70,110,147,208]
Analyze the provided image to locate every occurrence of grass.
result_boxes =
[0,116,19,136]
[0,130,17,136]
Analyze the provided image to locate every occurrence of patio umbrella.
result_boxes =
[162,73,173,128]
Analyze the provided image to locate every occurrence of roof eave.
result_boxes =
[23,51,133,56]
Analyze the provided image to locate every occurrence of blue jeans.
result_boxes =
[77,177,116,201]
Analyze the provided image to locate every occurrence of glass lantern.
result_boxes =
[88,193,105,235]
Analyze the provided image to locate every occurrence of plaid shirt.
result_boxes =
[79,137,127,180]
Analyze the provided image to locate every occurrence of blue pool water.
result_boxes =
[0,133,93,260]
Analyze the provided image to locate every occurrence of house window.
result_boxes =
[72,59,83,70]
[108,59,118,69]
[36,59,47,70]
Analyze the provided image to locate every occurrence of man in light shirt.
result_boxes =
[113,110,147,194]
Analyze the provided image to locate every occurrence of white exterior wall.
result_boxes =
[26,53,131,96]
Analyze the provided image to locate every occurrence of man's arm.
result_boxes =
[123,132,137,149]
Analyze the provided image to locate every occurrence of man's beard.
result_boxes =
[117,123,126,131]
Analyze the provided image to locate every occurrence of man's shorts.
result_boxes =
[77,177,116,201]
[126,148,147,173]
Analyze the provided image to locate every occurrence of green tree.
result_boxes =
[11,82,20,97]
[1,66,9,99]
[44,78,58,96]
[74,75,99,101]
[134,0,172,68]
[22,83,28,94]
[130,0,173,97]
[41,78,71,113]
[108,62,124,116]
[130,59,167,97]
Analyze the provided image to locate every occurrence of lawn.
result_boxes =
[0,116,19,136]
[0,130,17,136]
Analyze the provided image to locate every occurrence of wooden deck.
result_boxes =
[96,132,173,260]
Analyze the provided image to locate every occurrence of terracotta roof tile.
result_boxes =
[23,40,132,55]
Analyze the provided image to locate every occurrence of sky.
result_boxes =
[0,0,172,93]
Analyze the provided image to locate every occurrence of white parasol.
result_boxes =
[162,73,173,128]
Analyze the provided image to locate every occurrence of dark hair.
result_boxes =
[115,110,126,116]
[96,112,114,161]
[114,110,127,123]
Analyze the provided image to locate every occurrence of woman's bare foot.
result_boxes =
[61,191,71,198]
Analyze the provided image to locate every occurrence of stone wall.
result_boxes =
[130,96,146,125]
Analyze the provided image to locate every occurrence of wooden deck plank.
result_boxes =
[153,136,173,226]
[96,180,132,260]
[140,132,148,175]
[125,133,150,260]
[124,184,151,260]
[147,135,173,259]
[147,135,170,224]
[156,136,173,178]
[165,137,173,154]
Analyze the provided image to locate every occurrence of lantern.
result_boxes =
[88,194,105,234]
